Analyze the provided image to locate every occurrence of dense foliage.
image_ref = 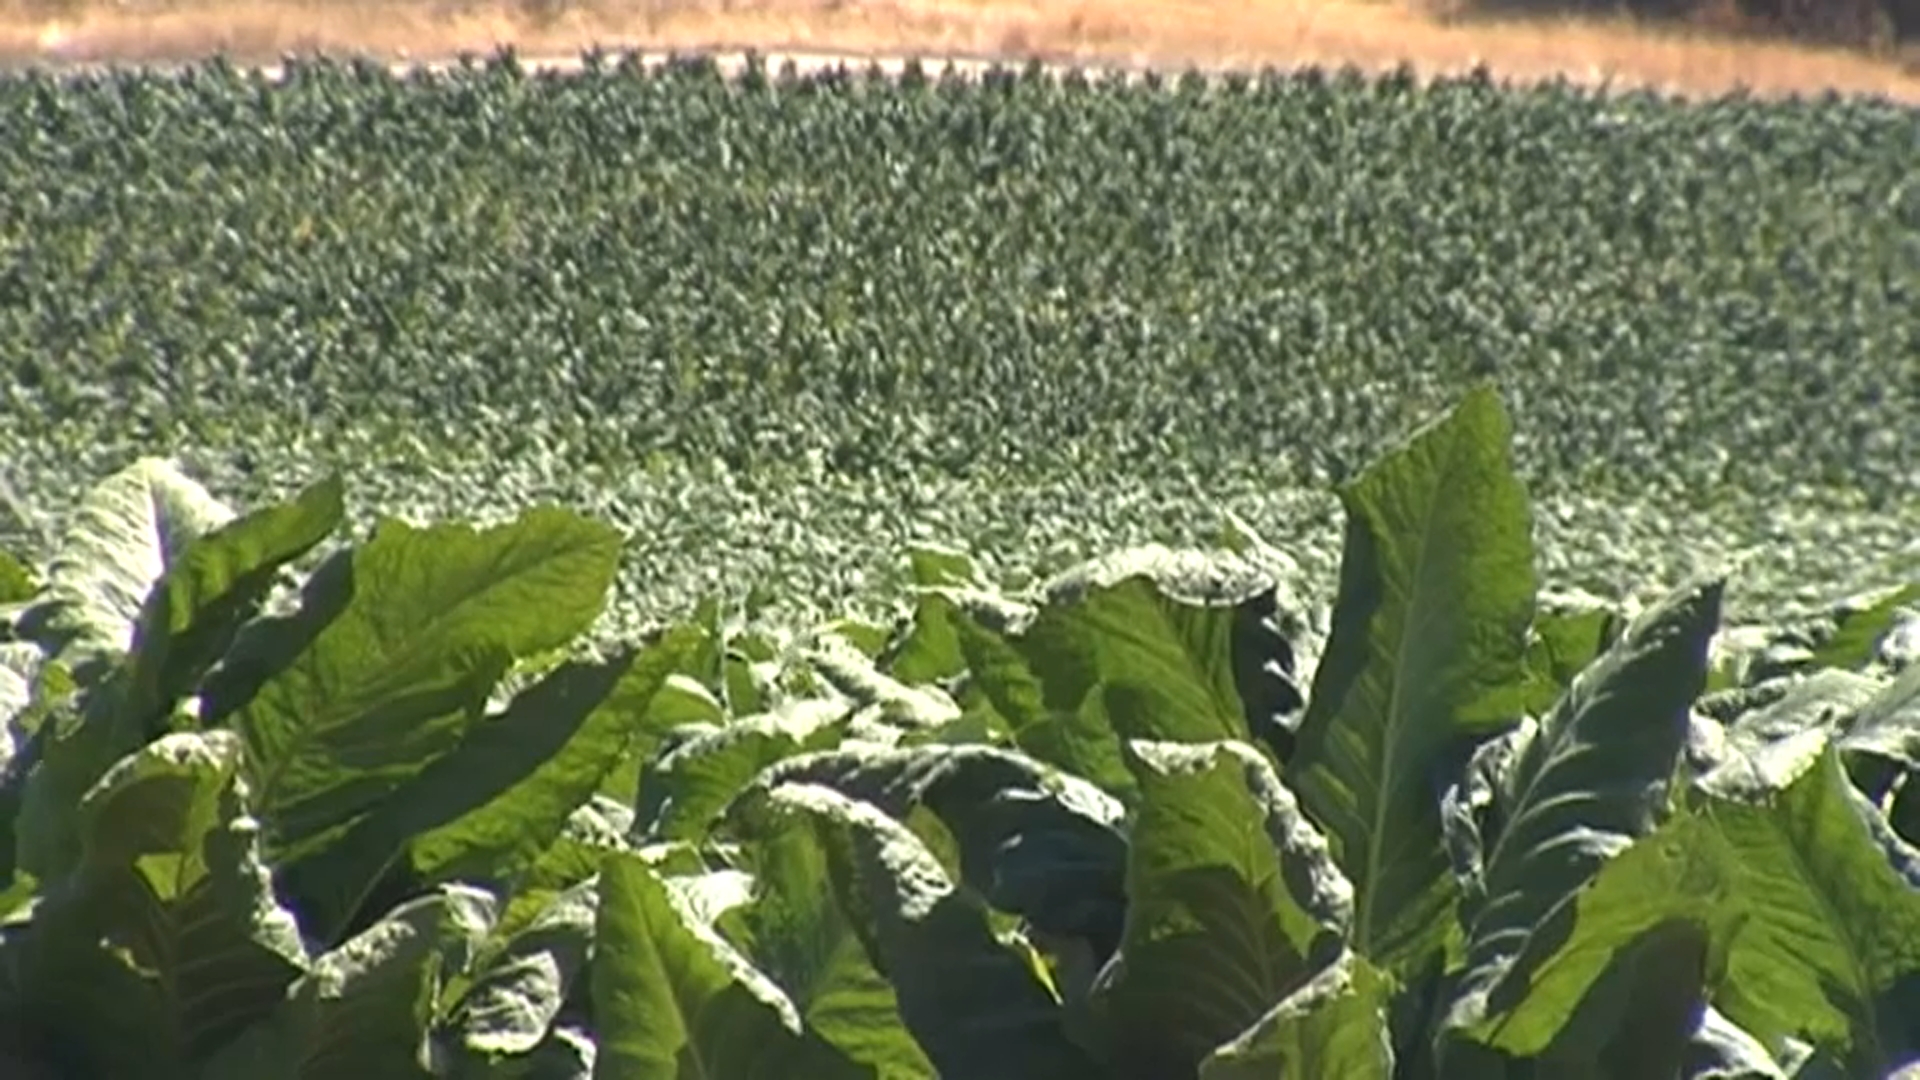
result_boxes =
[1,52,1916,639]
[3,386,1919,1078]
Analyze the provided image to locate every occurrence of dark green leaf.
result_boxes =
[637,699,850,841]
[591,851,841,1080]
[5,731,308,1076]
[1197,948,1394,1080]
[200,885,495,1080]
[1812,585,1920,673]
[1091,737,1353,1080]
[123,475,343,735]
[727,781,1095,1079]
[283,628,695,939]
[746,740,1130,956]
[1442,573,1725,1054]
[716,825,937,1078]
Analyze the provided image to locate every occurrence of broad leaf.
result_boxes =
[122,475,343,733]
[1091,737,1353,1080]
[24,457,234,661]
[1441,574,1725,1054]
[636,698,850,841]
[747,740,1130,957]
[409,630,699,880]
[948,606,1134,797]
[1514,591,1624,717]
[877,544,993,685]
[1448,812,1735,1068]
[484,798,638,954]
[715,825,937,1078]
[727,781,1096,1078]
[201,885,496,1079]
[439,878,597,1066]
[12,470,299,882]
[1040,544,1311,758]
[214,508,620,877]
[1701,743,1920,1075]
[1286,384,1538,977]
[4,731,308,1075]
[1197,948,1394,1080]
[1811,585,1920,673]
[284,630,695,940]
[968,567,1271,802]
[599,671,727,809]
[591,851,846,1080]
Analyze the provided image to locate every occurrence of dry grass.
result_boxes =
[2,0,1917,102]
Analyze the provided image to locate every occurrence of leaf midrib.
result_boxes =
[1356,420,1472,962]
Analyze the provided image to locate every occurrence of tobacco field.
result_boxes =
[0,52,1916,645]
[0,57,1917,1073]
[3,385,1920,1080]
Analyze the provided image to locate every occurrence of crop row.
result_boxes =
[4,386,1919,1078]
[0,51,1915,639]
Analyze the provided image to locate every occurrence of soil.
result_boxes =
[2,0,1917,102]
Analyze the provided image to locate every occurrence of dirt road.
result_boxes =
[4,0,1918,102]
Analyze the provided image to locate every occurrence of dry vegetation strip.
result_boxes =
[1,0,1918,101]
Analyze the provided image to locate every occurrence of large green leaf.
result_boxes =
[21,457,234,662]
[599,670,727,810]
[201,884,496,1080]
[961,567,1267,803]
[3,730,309,1076]
[948,605,1134,797]
[716,824,938,1078]
[282,628,696,940]
[745,741,1129,954]
[499,797,637,925]
[726,781,1096,1078]
[1442,810,1736,1070]
[409,629,699,880]
[591,851,849,1080]
[212,508,620,875]
[1040,544,1310,754]
[1440,573,1725,1055]
[1286,384,1538,978]
[1091,737,1353,1080]
[1511,591,1625,718]
[636,698,851,841]
[10,469,319,884]
[1197,947,1394,1080]
[122,475,344,734]
[1700,741,1920,1075]
[879,544,992,685]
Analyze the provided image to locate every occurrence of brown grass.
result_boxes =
[2,0,1917,102]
